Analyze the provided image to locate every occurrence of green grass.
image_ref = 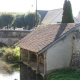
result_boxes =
[44,68,80,80]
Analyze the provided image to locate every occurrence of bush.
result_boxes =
[1,47,20,63]
[0,47,6,56]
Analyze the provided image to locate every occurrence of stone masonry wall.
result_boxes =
[71,29,80,69]
[0,30,31,46]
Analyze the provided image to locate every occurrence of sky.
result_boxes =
[0,0,79,17]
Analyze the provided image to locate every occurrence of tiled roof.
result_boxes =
[17,23,76,53]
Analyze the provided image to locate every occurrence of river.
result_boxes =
[0,59,43,80]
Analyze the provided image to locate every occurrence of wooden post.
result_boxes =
[28,50,30,65]
[20,48,22,61]
[44,52,47,75]
[20,48,23,62]
[36,54,39,74]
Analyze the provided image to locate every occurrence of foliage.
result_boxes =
[62,0,74,23]
[0,12,41,30]
[44,68,80,80]
[1,47,20,63]
[12,14,26,29]
[0,13,15,28]
[12,12,41,30]
[24,12,41,30]
[0,47,6,56]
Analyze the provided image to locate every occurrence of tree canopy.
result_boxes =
[0,12,41,30]
[12,12,41,30]
[0,13,15,29]
[24,12,41,30]
[12,14,25,29]
[62,0,74,23]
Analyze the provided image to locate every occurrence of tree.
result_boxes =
[24,12,41,30]
[12,12,41,30]
[24,13,35,30]
[0,13,15,29]
[12,14,25,29]
[62,0,74,23]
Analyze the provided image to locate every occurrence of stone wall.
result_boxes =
[0,30,31,46]
[71,29,80,69]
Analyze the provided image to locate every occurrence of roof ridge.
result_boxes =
[37,8,62,12]
[50,8,62,11]
[37,10,48,11]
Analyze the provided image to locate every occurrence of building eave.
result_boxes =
[38,23,80,54]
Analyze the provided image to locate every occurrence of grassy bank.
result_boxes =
[0,46,20,63]
[44,68,80,80]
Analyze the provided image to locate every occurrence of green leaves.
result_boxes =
[1,47,20,63]
[62,0,74,23]
[0,12,41,30]
[0,13,14,28]
[12,12,41,30]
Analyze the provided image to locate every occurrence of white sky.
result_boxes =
[0,0,79,17]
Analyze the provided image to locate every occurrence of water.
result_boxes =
[20,63,43,80]
[0,72,20,80]
[0,60,43,80]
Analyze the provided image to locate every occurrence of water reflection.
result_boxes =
[12,63,20,71]
[20,63,43,80]
[0,60,20,80]
[0,71,20,80]
[0,60,43,80]
[0,60,14,74]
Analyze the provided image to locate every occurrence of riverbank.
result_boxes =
[0,58,20,80]
[0,46,20,63]
[0,58,20,74]
[44,68,80,80]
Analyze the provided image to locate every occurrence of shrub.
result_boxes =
[1,47,20,63]
[0,47,6,56]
